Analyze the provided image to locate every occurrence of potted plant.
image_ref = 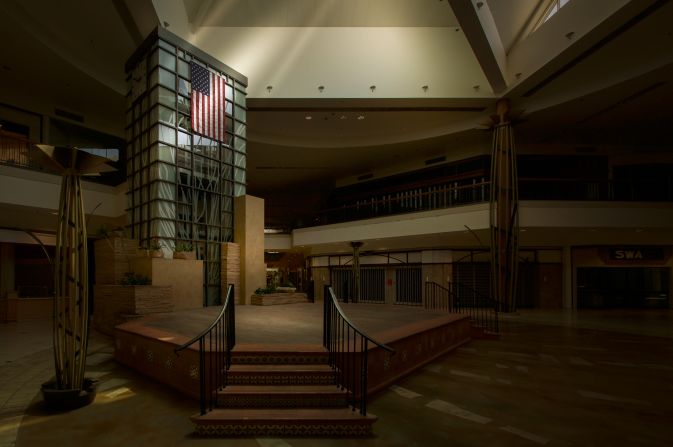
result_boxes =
[149,238,164,258]
[121,272,151,285]
[173,241,196,260]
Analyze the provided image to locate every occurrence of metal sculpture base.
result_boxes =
[41,378,98,411]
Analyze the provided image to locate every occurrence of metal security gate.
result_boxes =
[331,266,385,303]
[395,265,422,305]
[454,262,491,307]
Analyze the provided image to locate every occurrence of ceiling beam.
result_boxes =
[191,0,213,33]
[112,0,159,45]
[449,0,507,94]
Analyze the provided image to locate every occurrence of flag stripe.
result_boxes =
[190,61,226,143]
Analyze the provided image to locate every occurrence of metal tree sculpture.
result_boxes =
[37,145,115,391]
[489,99,519,313]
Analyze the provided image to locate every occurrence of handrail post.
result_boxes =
[198,338,205,415]
[322,286,395,417]
[175,284,235,416]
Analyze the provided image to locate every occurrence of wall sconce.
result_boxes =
[370,85,376,92]
[318,85,325,93]
[422,85,428,92]
[473,85,480,91]
[266,85,273,93]
[565,31,575,40]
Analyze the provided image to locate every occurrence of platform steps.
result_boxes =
[191,350,377,437]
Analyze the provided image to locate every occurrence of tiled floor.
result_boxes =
[2,308,673,446]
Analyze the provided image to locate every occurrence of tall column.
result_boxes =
[350,241,363,303]
[234,195,266,305]
[0,243,15,297]
[562,246,573,309]
[489,99,519,312]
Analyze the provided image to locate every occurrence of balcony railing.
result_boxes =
[0,131,124,185]
[314,179,490,226]
[302,176,672,228]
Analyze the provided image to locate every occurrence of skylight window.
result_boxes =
[536,0,572,30]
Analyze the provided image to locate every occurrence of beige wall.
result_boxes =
[131,257,203,310]
[234,195,266,305]
[221,242,241,305]
[311,266,330,302]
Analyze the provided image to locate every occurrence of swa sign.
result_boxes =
[608,247,664,261]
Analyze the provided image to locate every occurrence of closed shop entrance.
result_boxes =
[577,267,670,308]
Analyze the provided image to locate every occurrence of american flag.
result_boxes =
[190,61,227,142]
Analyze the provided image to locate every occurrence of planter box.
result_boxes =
[94,237,139,285]
[173,251,196,260]
[251,292,310,306]
[93,284,173,335]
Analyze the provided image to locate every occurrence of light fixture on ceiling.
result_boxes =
[266,85,273,93]
[357,115,365,120]
[318,85,324,92]
[370,85,376,92]
[163,21,170,28]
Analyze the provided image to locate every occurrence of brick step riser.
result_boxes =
[195,422,373,437]
[228,373,335,386]
[232,355,329,365]
[217,395,348,408]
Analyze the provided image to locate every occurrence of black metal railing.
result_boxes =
[425,281,499,334]
[323,285,394,415]
[0,131,124,185]
[314,180,490,226]
[175,284,235,415]
[297,176,673,229]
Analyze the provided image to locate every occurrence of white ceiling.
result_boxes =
[183,0,460,27]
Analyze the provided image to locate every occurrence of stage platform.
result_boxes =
[114,302,471,399]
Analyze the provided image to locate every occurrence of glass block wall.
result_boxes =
[125,28,248,305]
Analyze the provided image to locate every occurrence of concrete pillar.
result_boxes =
[234,195,266,305]
[350,241,363,303]
[0,243,15,297]
[562,246,573,309]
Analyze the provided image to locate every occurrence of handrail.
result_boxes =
[425,281,499,334]
[175,284,235,415]
[323,285,394,416]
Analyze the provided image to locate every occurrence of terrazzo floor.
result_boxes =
[2,307,673,446]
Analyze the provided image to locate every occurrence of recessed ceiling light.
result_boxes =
[357,115,365,120]
[305,115,312,120]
